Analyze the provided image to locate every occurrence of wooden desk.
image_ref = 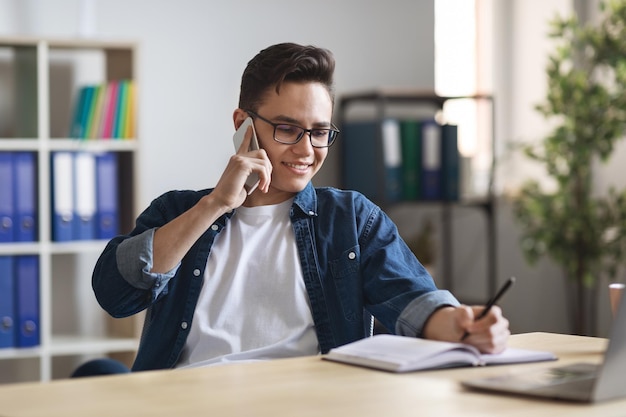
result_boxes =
[0,332,621,417]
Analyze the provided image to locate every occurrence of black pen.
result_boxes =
[461,276,516,341]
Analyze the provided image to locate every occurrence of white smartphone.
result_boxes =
[232,116,260,194]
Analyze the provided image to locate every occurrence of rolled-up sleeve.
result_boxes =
[395,290,460,338]
[116,228,179,298]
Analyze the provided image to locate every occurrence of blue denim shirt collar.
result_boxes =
[293,182,318,218]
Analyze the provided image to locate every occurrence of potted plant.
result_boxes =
[512,0,626,335]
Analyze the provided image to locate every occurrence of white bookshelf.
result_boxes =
[0,37,141,383]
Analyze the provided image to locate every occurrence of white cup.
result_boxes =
[609,283,625,318]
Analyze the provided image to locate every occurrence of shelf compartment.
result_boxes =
[49,335,138,356]
[0,36,140,384]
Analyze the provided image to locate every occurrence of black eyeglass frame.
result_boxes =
[246,110,340,148]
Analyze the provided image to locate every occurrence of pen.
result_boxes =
[461,276,516,341]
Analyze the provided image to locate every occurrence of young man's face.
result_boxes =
[246,81,333,202]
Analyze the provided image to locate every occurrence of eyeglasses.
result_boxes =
[246,110,339,148]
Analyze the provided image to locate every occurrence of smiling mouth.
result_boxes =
[284,162,311,170]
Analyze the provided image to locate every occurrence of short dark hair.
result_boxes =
[238,43,335,111]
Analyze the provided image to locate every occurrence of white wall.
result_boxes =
[486,0,573,335]
[0,0,435,207]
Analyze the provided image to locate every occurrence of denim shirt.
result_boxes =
[92,183,459,371]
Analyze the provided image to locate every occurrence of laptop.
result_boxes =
[461,291,626,403]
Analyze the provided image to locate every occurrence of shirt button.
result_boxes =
[211,224,219,231]
[181,322,188,330]
[308,210,315,216]
[193,269,201,277]
[348,252,356,260]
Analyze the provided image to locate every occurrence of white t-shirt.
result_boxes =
[176,198,320,368]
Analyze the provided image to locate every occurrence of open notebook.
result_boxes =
[462,293,626,403]
[323,334,556,373]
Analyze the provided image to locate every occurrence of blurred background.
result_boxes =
[1,0,624,381]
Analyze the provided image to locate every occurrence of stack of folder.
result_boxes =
[51,151,120,242]
[0,152,37,243]
[342,119,460,204]
[0,255,39,349]
[69,80,136,140]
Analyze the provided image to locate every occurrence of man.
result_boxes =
[91,42,509,372]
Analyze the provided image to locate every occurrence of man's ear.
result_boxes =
[233,109,248,129]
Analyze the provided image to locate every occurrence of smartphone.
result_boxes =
[232,117,260,194]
